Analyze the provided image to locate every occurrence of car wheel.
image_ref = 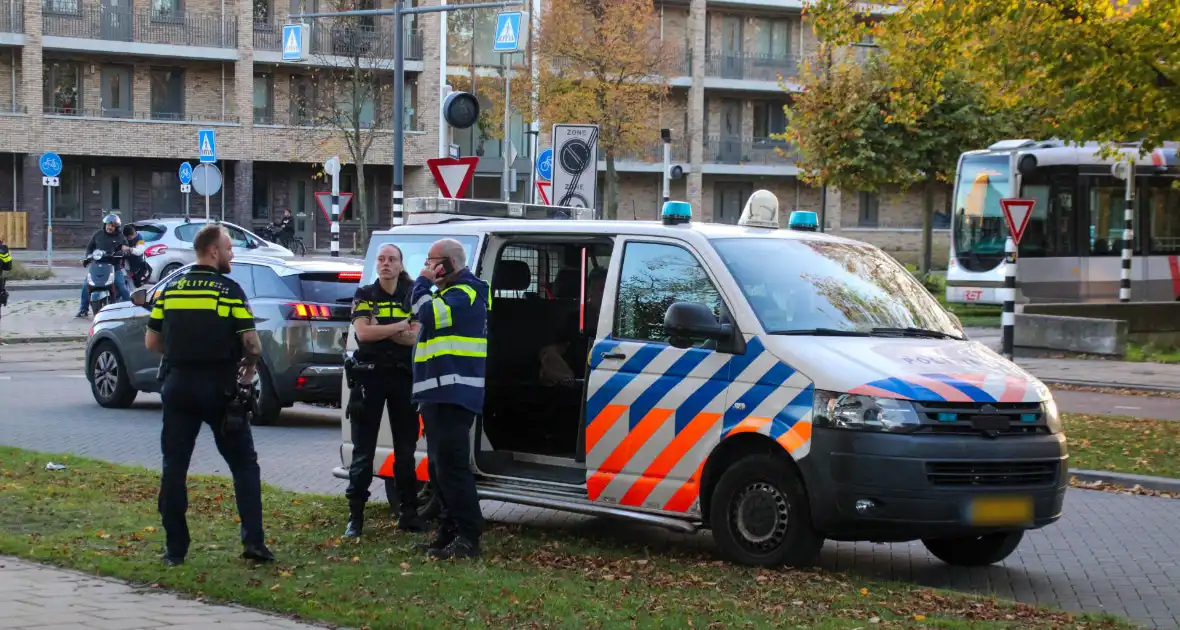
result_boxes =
[709,453,824,568]
[922,531,1024,567]
[247,363,282,426]
[417,480,441,520]
[90,343,137,408]
[160,263,182,281]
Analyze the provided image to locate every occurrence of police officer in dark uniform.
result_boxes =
[144,224,275,567]
[344,243,429,537]
[0,237,12,318]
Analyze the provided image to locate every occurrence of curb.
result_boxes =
[6,283,81,292]
[1040,377,1180,396]
[1070,469,1180,495]
[0,335,89,345]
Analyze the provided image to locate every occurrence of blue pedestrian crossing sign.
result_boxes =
[493,12,523,53]
[282,23,305,61]
[178,161,193,184]
[39,152,63,178]
[198,129,216,163]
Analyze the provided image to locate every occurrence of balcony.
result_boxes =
[705,51,799,84]
[40,107,243,159]
[601,139,690,173]
[41,5,237,59]
[703,135,796,174]
[253,21,424,69]
[0,0,24,38]
[251,110,430,165]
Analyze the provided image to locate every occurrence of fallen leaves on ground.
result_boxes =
[1051,383,1180,400]
[1070,477,1177,499]
[1063,413,1180,479]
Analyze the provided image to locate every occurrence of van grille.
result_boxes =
[925,461,1058,486]
[912,401,1047,437]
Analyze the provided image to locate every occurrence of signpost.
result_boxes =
[1111,160,1135,303]
[426,157,479,199]
[282,23,307,61]
[198,129,216,164]
[552,124,599,211]
[999,198,1036,360]
[536,148,553,181]
[191,163,223,221]
[178,162,193,217]
[495,11,523,201]
[39,152,62,268]
[493,12,523,53]
[323,156,341,257]
[535,180,551,205]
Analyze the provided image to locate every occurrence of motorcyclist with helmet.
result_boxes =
[76,214,132,318]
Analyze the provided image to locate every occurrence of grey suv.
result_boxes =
[84,254,362,424]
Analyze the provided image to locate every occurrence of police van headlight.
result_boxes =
[813,390,922,433]
[1042,397,1063,434]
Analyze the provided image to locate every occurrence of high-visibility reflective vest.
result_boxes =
[408,268,490,415]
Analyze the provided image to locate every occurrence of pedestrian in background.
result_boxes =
[145,224,274,566]
[408,238,490,559]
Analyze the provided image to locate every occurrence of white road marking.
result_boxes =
[1114,405,1141,410]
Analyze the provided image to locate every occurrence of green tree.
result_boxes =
[783,1,1038,273]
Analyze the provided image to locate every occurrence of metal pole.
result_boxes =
[528,127,538,203]
[662,139,671,204]
[46,186,53,268]
[1120,161,1134,302]
[501,52,512,201]
[205,194,210,221]
[184,191,190,219]
[1001,237,1016,360]
[392,0,405,227]
[330,171,340,257]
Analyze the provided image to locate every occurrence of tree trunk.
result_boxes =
[356,164,368,251]
[921,175,935,275]
[604,153,619,220]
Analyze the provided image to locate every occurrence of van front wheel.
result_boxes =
[709,454,824,568]
[922,531,1024,567]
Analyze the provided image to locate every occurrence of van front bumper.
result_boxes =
[800,427,1068,543]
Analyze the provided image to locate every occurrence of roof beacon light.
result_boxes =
[788,210,819,232]
[738,189,780,229]
[661,200,692,225]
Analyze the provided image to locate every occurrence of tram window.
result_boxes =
[1088,184,1141,256]
[1018,181,1076,257]
[1146,185,1180,255]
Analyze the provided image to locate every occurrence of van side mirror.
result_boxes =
[664,301,731,349]
[131,287,149,307]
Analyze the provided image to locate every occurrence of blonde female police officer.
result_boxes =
[344,243,429,537]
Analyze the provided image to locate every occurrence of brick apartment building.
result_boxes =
[2,0,949,262]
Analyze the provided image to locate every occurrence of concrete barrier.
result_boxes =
[1023,302,1180,346]
[1014,313,1128,356]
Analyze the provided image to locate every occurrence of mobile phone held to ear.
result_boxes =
[437,258,455,277]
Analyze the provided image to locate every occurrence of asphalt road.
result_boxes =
[1,342,1179,628]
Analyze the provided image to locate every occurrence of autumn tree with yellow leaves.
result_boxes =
[535,0,674,219]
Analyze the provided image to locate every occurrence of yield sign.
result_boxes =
[535,180,551,205]
[999,198,1036,245]
[314,191,353,223]
[427,156,479,199]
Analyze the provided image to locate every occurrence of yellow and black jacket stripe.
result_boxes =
[147,265,255,367]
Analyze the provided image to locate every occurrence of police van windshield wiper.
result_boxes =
[870,327,963,340]
[769,328,871,336]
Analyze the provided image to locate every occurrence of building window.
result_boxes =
[858,191,879,227]
[754,19,791,60]
[404,77,417,130]
[340,172,377,222]
[151,172,183,215]
[151,0,182,19]
[253,0,271,22]
[150,68,184,120]
[44,0,79,13]
[253,74,273,124]
[291,76,316,125]
[49,166,84,221]
[101,65,133,118]
[43,62,81,115]
[752,102,787,141]
[253,177,271,220]
[338,84,377,128]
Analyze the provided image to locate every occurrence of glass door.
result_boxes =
[101,65,133,118]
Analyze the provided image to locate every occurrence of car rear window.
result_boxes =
[283,272,362,305]
[135,224,166,243]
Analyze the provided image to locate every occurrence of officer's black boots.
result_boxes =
[242,542,276,563]
[397,511,429,533]
[161,554,184,567]
[412,527,456,553]
[426,536,480,560]
[344,503,365,537]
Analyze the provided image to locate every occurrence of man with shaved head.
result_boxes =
[408,237,490,559]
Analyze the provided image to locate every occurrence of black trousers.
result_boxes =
[345,368,419,515]
[159,367,265,559]
[420,402,484,541]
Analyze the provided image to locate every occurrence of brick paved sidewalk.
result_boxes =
[0,557,327,630]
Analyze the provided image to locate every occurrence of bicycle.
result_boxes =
[288,237,307,257]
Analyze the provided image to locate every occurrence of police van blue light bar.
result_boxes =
[788,210,819,231]
[661,201,692,225]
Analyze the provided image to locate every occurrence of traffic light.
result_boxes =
[442,91,480,130]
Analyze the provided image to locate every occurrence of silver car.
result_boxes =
[85,254,363,425]
[131,217,295,283]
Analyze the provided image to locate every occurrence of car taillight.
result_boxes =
[288,303,333,320]
[144,244,168,257]
[338,271,362,281]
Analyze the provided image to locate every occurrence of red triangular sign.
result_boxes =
[536,180,551,205]
[999,198,1036,245]
[427,157,479,199]
[314,192,353,223]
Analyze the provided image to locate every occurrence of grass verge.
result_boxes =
[1064,413,1180,479]
[5,261,54,281]
[0,447,1129,630]
[1124,343,1180,365]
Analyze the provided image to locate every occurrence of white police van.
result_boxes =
[335,192,1066,568]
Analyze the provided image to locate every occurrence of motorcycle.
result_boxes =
[84,247,140,315]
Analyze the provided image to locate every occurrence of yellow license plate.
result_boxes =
[967,495,1033,526]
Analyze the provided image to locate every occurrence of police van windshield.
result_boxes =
[711,238,961,337]
[361,234,481,285]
